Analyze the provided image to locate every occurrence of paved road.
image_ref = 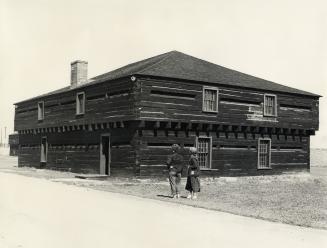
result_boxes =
[0,172,326,248]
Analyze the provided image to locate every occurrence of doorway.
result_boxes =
[40,136,47,168]
[100,134,110,175]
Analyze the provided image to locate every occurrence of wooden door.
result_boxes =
[40,136,47,167]
[196,137,212,169]
[100,134,110,175]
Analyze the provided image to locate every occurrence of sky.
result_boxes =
[0,0,326,147]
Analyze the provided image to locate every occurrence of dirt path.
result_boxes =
[0,172,326,248]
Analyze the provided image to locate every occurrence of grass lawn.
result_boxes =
[1,155,326,230]
[80,174,327,230]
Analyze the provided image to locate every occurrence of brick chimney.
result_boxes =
[71,60,88,87]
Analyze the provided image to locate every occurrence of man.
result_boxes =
[166,144,184,198]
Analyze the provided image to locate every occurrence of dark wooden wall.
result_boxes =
[14,77,137,131]
[137,128,310,177]
[17,124,310,177]
[137,77,319,130]
[18,128,138,175]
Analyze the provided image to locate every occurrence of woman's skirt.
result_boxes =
[185,176,200,192]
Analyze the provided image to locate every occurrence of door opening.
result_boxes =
[100,134,110,175]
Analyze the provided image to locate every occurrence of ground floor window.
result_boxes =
[40,136,48,163]
[196,136,212,169]
[258,138,271,169]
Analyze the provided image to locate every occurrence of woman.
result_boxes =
[185,147,200,199]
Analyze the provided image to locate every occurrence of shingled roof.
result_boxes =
[93,50,318,97]
[16,51,319,104]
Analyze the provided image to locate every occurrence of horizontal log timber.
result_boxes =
[16,119,315,137]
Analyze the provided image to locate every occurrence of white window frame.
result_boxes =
[40,136,48,163]
[196,136,212,169]
[263,94,277,117]
[202,86,219,113]
[257,138,272,169]
[38,101,44,120]
[76,92,85,115]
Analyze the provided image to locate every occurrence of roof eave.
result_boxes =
[135,73,321,98]
[14,75,132,105]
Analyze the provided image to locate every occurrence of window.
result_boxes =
[203,87,218,112]
[196,136,212,169]
[76,92,85,115]
[257,138,271,169]
[40,136,47,164]
[38,101,44,120]
[264,94,277,116]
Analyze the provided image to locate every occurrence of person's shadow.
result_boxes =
[157,194,187,199]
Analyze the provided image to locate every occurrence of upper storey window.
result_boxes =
[38,101,44,120]
[203,86,219,113]
[76,92,85,115]
[264,94,277,116]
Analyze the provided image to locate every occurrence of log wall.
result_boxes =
[14,77,137,131]
[18,128,137,175]
[138,128,310,177]
[137,77,319,130]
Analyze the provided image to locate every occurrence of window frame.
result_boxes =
[40,136,48,163]
[257,138,272,169]
[202,86,219,113]
[38,101,44,121]
[195,136,213,169]
[263,93,277,117]
[76,92,85,115]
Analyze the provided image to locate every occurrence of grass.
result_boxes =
[1,155,326,230]
[81,174,327,230]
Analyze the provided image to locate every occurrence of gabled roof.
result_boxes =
[15,50,319,104]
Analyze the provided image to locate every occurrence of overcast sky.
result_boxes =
[0,0,326,147]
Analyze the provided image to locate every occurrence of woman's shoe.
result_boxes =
[192,194,197,200]
[187,193,192,199]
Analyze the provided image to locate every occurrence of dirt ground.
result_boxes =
[1,153,326,230]
[2,172,327,248]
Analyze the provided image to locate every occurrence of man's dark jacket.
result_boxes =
[166,153,184,173]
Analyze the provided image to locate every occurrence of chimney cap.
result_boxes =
[71,60,88,65]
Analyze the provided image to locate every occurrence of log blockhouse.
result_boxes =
[14,51,320,176]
